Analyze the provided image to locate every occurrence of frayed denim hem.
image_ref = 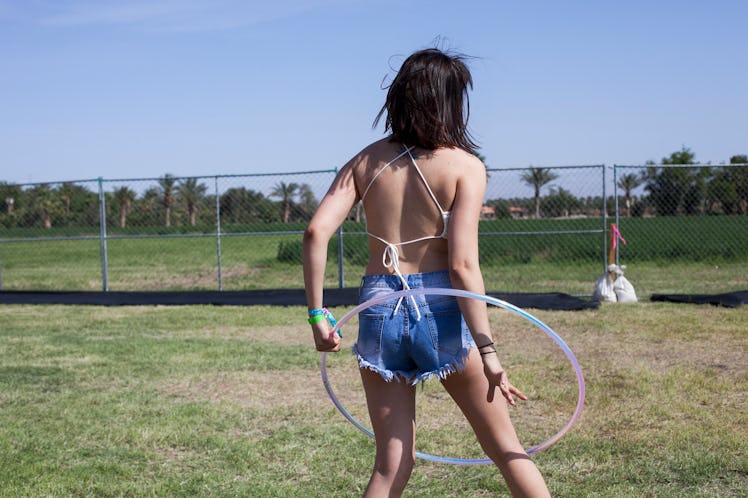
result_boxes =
[411,346,472,385]
[352,345,473,386]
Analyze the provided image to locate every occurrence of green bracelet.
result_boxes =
[308,314,326,325]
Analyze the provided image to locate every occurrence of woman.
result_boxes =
[303,48,550,497]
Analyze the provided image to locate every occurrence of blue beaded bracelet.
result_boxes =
[307,308,342,338]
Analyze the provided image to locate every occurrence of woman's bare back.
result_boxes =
[352,138,480,276]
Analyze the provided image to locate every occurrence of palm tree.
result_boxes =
[0,182,20,215]
[59,182,76,219]
[112,186,136,228]
[271,181,299,223]
[617,173,644,217]
[177,178,208,226]
[30,185,63,229]
[158,174,177,227]
[729,154,748,214]
[296,183,318,221]
[521,167,558,219]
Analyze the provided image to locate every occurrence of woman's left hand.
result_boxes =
[481,354,527,406]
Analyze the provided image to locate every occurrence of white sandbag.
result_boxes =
[613,274,638,303]
[593,273,617,302]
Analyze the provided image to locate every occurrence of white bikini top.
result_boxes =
[361,145,451,318]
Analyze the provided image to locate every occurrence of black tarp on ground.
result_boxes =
[650,290,748,308]
[0,289,599,311]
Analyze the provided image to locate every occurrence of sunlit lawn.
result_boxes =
[0,302,745,497]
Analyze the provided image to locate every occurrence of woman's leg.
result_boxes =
[441,350,550,498]
[360,368,417,498]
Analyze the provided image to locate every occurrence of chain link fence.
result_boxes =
[1,163,746,296]
[610,163,748,295]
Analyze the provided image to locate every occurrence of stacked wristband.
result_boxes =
[477,340,497,355]
[308,308,342,338]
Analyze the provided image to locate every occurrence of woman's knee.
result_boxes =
[373,452,415,481]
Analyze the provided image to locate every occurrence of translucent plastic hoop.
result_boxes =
[320,287,585,465]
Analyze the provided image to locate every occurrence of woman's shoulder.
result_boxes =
[347,139,483,172]
[440,147,483,163]
[362,137,400,157]
[344,138,400,170]
[435,148,485,177]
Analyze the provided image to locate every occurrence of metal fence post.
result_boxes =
[97,177,109,291]
[613,164,620,266]
[215,176,223,291]
[337,225,344,289]
[601,165,608,273]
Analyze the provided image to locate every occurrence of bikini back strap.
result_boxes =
[405,147,448,215]
[360,146,414,201]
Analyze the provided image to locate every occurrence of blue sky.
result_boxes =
[1,0,746,184]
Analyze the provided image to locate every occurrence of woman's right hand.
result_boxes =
[481,353,527,406]
[311,321,342,352]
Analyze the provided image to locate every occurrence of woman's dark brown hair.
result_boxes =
[374,48,478,153]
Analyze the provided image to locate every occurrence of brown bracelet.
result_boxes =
[477,340,495,349]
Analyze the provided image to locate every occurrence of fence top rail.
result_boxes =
[487,164,604,172]
[614,163,748,169]
[1,178,103,188]
[7,164,746,188]
[101,169,338,183]
[2,169,339,189]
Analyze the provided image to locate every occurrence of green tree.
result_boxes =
[158,174,177,227]
[543,187,581,218]
[220,187,277,224]
[0,182,22,228]
[271,181,299,224]
[707,168,738,214]
[485,199,510,219]
[644,147,697,216]
[663,147,696,166]
[0,182,20,215]
[56,183,98,226]
[683,166,712,215]
[296,183,318,221]
[28,185,64,229]
[730,155,748,214]
[177,178,208,226]
[136,187,161,226]
[617,173,645,217]
[521,167,558,219]
[58,182,76,220]
[112,186,136,228]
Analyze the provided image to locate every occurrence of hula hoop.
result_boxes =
[320,287,585,465]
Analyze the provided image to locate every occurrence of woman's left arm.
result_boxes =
[303,161,359,352]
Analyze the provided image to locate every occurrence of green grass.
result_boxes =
[1,238,747,295]
[0,303,745,497]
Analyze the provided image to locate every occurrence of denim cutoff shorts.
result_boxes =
[352,270,476,385]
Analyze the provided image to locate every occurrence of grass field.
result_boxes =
[0,302,745,497]
[1,233,747,296]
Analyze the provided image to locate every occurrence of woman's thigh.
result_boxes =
[360,368,417,459]
[439,350,525,455]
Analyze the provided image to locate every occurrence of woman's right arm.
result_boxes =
[303,161,359,352]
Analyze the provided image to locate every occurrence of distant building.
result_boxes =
[480,205,496,219]
[509,206,529,219]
